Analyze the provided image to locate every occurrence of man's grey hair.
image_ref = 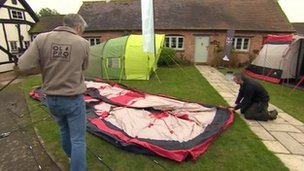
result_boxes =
[233,72,247,81]
[63,14,88,28]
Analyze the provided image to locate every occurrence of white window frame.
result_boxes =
[232,37,250,52]
[165,36,184,50]
[9,41,18,53]
[86,38,101,46]
[10,9,24,20]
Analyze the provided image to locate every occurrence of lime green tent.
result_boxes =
[85,34,165,80]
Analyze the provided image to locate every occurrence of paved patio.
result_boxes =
[196,65,304,171]
[0,72,61,171]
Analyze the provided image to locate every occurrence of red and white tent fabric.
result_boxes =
[245,34,304,84]
[30,79,233,162]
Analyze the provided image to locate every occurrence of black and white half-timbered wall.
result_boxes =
[0,0,38,72]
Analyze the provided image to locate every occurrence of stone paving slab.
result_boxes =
[196,65,304,171]
[278,112,304,126]
[0,79,23,86]
[289,133,304,143]
[250,126,276,141]
[243,119,261,127]
[260,122,302,133]
[218,92,235,97]
[271,132,304,155]
[276,154,304,171]
[268,104,284,112]
[268,105,284,113]
[296,125,304,132]
[0,78,61,171]
[262,140,290,154]
[272,116,290,124]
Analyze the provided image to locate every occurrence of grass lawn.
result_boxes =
[22,66,288,171]
[218,67,304,123]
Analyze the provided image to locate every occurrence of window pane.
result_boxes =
[90,39,95,45]
[17,12,22,18]
[11,10,23,19]
[243,38,249,50]
[12,42,17,49]
[96,39,101,44]
[171,37,177,48]
[165,37,170,47]
[178,37,183,48]
[236,38,242,49]
[12,11,17,18]
[10,41,18,52]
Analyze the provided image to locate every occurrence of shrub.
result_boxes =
[158,47,180,66]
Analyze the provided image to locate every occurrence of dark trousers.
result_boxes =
[244,102,270,121]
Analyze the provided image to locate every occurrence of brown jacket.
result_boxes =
[18,26,90,96]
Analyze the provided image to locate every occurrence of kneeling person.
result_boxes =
[230,72,277,121]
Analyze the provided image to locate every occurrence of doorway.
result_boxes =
[194,36,209,63]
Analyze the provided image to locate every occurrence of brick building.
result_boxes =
[292,23,304,36]
[31,0,296,66]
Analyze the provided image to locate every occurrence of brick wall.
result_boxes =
[84,31,125,43]
[83,30,287,66]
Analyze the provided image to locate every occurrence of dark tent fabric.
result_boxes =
[29,79,233,162]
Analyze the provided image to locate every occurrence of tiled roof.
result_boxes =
[29,15,64,34]
[292,23,304,35]
[78,0,295,32]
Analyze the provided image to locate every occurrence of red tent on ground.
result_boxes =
[29,79,234,162]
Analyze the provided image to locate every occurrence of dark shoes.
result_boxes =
[268,110,278,120]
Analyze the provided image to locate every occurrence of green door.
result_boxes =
[194,36,209,63]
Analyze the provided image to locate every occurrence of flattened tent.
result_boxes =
[29,79,233,162]
[85,34,165,80]
[245,35,304,83]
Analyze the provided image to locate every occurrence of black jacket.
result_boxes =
[234,78,269,113]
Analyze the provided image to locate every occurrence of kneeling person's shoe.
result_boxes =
[269,110,278,120]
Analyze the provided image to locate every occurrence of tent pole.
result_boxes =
[154,69,161,83]
[289,76,304,95]
[295,39,303,78]
[167,52,191,78]
[262,39,268,82]
[152,36,161,82]
[122,35,131,81]
[103,58,109,80]
[118,58,124,83]
[149,53,161,82]
[101,41,110,80]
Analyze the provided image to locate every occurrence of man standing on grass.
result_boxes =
[17,14,89,171]
[229,72,278,121]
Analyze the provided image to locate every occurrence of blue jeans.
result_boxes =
[46,95,86,171]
